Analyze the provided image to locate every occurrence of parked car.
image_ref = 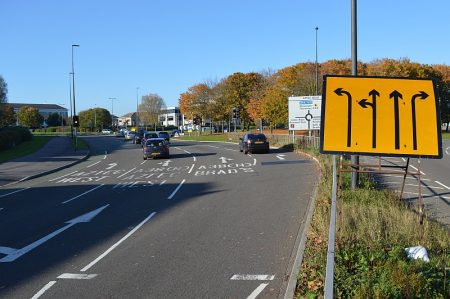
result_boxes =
[239,133,269,154]
[143,138,170,159]
[141,132,158,146]
[102,129,112,134]
[156,131,170,142]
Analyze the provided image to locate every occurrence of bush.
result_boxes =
[0,126,32,150]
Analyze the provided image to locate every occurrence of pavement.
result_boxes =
[0,136,89,187]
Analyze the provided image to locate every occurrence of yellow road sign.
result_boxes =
[320,75,442,158]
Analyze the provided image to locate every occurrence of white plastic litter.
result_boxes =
[404,246,430,262]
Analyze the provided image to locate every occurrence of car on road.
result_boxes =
[102,129,112,134]
[156,131,170,142]
[170,129,181,137]
[133,130,147,144]
[239,133,270,154]
[141,132,158,146]
[143,138,170,159]
[124,131,136,141]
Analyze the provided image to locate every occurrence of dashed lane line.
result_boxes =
[62,184,104,204]
[0,187,30,198]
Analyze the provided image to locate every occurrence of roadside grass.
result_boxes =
[442,131,450,140]
[0,135,53,163]
[72,137,89,150]
[295,154,450,298]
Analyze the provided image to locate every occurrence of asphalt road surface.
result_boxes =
[0,136,318,298]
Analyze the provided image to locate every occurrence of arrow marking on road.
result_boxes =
[0,205,109,263]
[276,154,286,160]
[158,160,172,167]
[106,163,117,170]
[219,157,233,163]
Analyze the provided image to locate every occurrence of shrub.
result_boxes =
[0,126,32,150]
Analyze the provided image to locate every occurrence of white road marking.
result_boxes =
[402,192,433,196]
[230,274,274,281]
[188,164,195,174]
[0,187,30,198]
[205,145,219,149]
[140,161,146,165]
[382,175,430,181]
[103,155,107,160]
[1,205,108,263]
[49,171,78,182]
[247,283,269,299]
[253,159,257,166]
[174,147,197,161]
[435,181,450,190]
[0,246,16,254]
[80,211,156,272]
[57,273,97,280]
[168,179,186,200]
[219,157,233,163]
[87,161,101,168]
[158,160,172,167]
[116,167,136,178]
[160,180,166,185]
[106,163,117,170]
[31,281,57,299]
[408,164,425,175]
[380,182,445,189]
[402,158,407,162]
[225,148,239,152]
[62,184,104,204]
[276,155,285,160]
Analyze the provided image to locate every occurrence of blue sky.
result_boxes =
[1,0,449,117]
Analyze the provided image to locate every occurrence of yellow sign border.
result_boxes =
[320,75,443,158]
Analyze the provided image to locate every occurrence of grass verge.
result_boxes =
[295,153,450,298]
[0,135,53,163]
[176,133,232,142]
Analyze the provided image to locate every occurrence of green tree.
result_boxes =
[0,75,7,104]
[79,108,110,130]
[46,112,64,127]
[17,106,43,128]
[0,104,16,127]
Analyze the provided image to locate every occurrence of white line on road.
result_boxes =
[160,180,166,185]
[247,283,269,299]
[174,147,197,162]
[116,167,136,179]
[140,160,146,165]
[253,158,257,166]
[49,171,78,182]
[31,281,57,299]
[62,184,104,204]
[188,164,195,174]
[87,161,101,168]
[435,181,450,190]
[80,211,157,272]
[230,274,274,281]
[57,273,97,280]
[409,164,426,175]
[168,179,185,200]
[0,187,30,198]
[382,175,430,181]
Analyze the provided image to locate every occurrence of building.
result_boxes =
[118,112,137,127]
[159,107,184,128]
[10,103,68,126]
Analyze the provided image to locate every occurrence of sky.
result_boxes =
[1,0,449,117]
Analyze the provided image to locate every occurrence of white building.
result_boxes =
[159,107,185,128]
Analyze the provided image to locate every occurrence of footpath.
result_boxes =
[0,136,89,187]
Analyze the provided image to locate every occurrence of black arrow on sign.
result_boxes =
[358,89,379,148]
[334,88,352,147]
[411,91,429,150]
[390,90,403,150]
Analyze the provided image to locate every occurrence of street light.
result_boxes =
[136,87,139,127]
[315,26,319,95]
[71,44,80,150]
[108,97,116,129]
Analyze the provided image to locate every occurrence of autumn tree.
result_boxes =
[0,104,15,127]
[17,106,43,128]
[179,83,211,123]
[139,93,166,127]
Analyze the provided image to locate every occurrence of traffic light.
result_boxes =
[232,107,237,119]
[236,108,240,119]
[193,116,200,125]
[73,115,80,127]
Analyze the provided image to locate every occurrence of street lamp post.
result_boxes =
[108,97,116,129]
[136,87,139,128]
[315,26,319,95]
[69,72,73,139]
[71,44,80,150]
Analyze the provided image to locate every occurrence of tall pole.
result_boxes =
[71,44,79,150]
[136,87,139,127]
[315,26,319,95]
[351,0,359,189]
[109,97,116,129]
[69,72,73,139]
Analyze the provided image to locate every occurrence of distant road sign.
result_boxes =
[288,96,322,130]
[320,75,442,158]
